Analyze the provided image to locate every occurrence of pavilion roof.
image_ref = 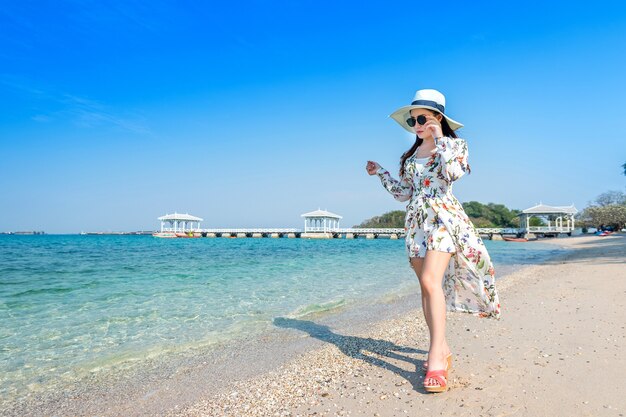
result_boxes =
[158,212,204,221]
[300,209,343,219]
[519,203,578,215]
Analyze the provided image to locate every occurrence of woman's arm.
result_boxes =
[435,136,471,183]
[376,166,414,202]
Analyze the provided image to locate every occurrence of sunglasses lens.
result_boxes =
[406,115,428,128]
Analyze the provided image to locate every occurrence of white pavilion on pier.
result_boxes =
[158,212,203,232]
[518,203,578,233]
[301,209,343,233]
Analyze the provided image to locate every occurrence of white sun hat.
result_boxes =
[390,89,464,133]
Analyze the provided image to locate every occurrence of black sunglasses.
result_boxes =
[406,114,428,127]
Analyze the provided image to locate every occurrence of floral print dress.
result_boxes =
[376,136,501,319]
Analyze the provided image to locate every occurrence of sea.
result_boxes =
[0,234,569,407]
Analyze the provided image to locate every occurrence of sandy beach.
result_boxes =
[4,234,624,417]
[175,233,626,417]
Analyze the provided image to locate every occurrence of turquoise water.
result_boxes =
[0,235,567,404]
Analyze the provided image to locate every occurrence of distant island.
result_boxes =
[0,231,46,235]
[79,231,154,235]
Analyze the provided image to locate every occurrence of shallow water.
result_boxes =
[0,234,567,405]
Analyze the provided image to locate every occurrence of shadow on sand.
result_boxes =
[273,317,431,392]
[542,234,625,265]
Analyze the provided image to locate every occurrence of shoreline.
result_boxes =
[3,234,617,416]
[171,235,626,416]
[177,233,625,416]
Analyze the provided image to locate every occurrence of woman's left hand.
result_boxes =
[424,114,443,140]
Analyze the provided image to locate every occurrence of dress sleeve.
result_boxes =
[376,166,414,202]
[435,136,471,183]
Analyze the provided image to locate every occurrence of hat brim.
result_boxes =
[389,105,464,133]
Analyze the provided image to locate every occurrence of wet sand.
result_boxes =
[4,234,625,416]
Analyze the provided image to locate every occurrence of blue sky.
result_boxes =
[1,1,625,233]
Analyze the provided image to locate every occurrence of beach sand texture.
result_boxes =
[4,234,624,417]
[176,234,626,417]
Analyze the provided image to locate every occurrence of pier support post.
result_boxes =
[301,232,332,239]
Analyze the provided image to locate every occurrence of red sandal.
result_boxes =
[424,369,449,393]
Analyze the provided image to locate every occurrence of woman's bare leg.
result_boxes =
[410,256,451,369]
[418,250,453,387]
[410,257,430,327]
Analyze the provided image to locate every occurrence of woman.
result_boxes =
[366,89,501,393]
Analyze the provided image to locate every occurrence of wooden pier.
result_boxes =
[192,228,404,239]
[151,226,579,240]
[475,227,575,240]
[163,226,575,240]
[153,204,579,240]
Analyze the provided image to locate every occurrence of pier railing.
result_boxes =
[198,228,406,234]
[155,226,575,239]
[337,228,404,233]
[475,228,521,234]
[200,228,300,233]
[526,226,573,233]
[474,227,575,238]
[475,227,575,234]
[196,227,573,234]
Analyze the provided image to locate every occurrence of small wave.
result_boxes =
[288,298,348,318]
[9,287,75,297]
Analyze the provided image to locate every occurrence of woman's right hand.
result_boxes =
[366,160,381,175]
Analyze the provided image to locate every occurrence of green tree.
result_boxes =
[578,190,626,230]
[529,217,546,227]
[356,210,405,228]
[461,201,521,227]
[582,205,626,230]
[359,202,523,229]
[462,201,486,218]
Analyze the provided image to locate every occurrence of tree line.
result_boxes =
[357,192,626,231]
[356,201,528,229]
[577,190,626,231]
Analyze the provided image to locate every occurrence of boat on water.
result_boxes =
[175,232,202,238]
[152,231,202,238]
[152,232,177,238]
[503,237,529,242]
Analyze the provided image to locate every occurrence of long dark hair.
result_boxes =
[399,110,458,177]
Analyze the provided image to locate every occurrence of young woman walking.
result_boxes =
[366,89,501,393]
